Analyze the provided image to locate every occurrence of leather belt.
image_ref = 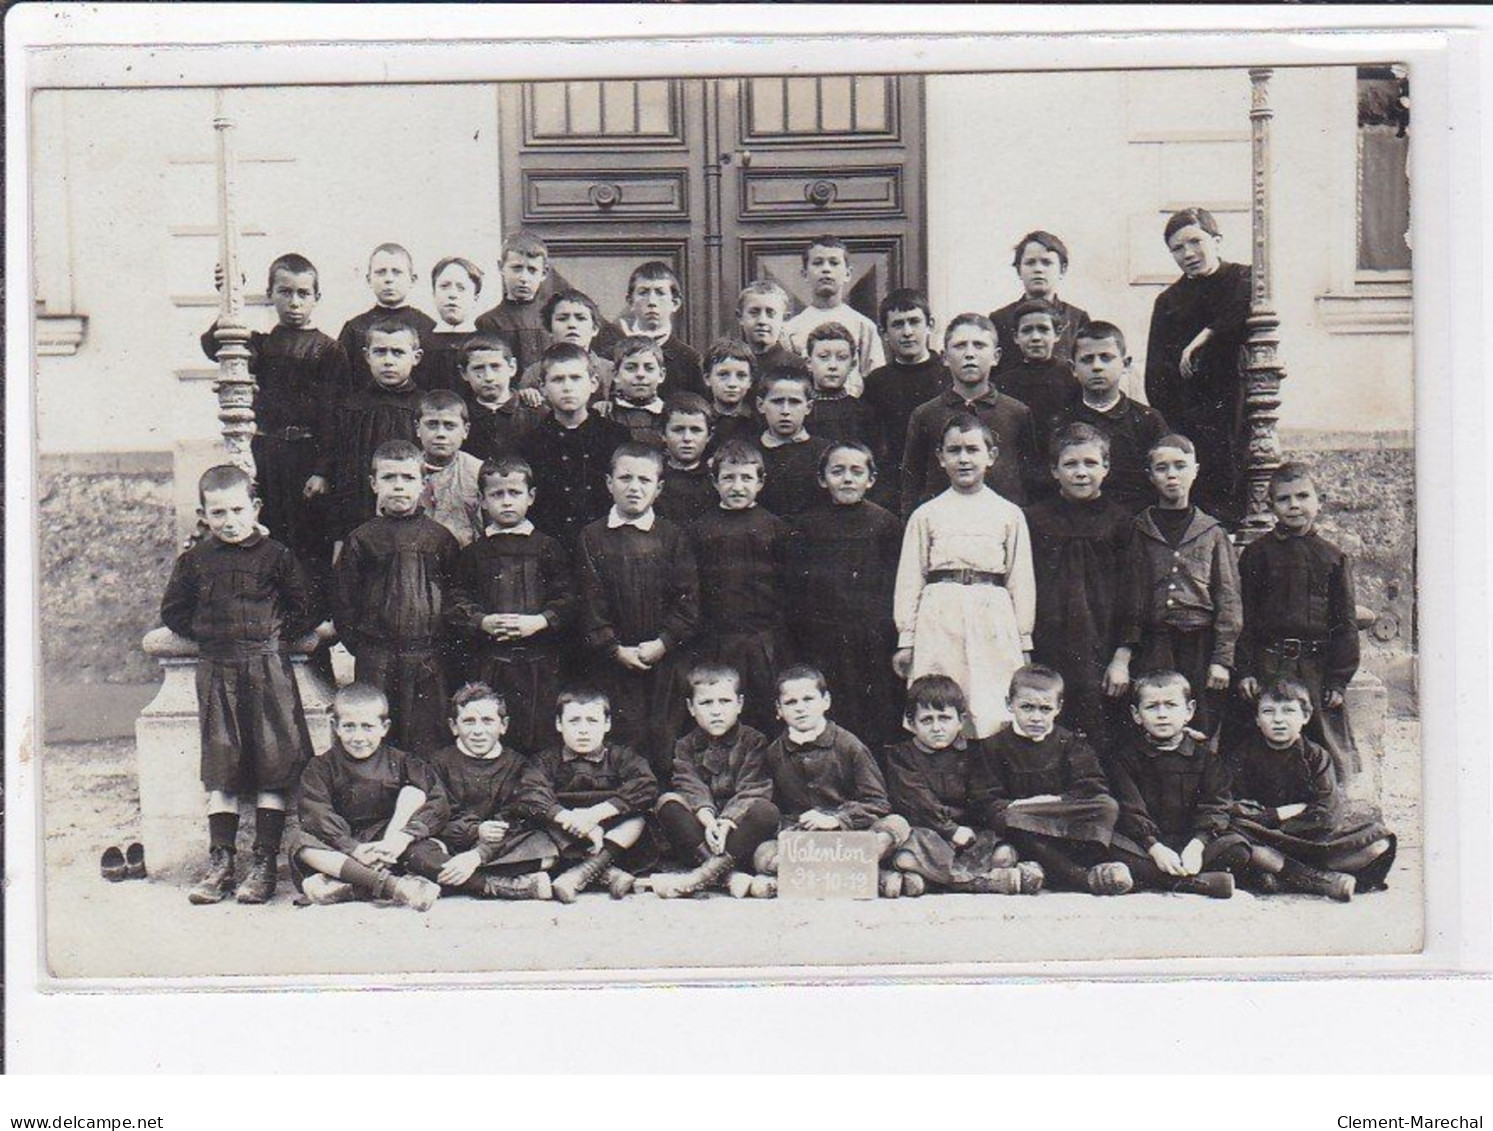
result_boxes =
[927,569,1007,587]
[1264,638,1328,659]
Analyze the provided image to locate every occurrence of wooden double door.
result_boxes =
[498,75,926,346]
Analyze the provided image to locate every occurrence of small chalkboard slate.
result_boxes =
[776,830,880,900]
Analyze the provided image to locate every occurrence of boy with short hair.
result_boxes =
[700,338,760,453]
[655,393,717,526]
[518,342,629,551]
[458,335,544,464]
[514,688,660,902]
[609,335,670,448]
[687,440,793,735]
[1051,320,1168,515]
[1106,671,1250,898]
[446,455,575,755]
[882,675,1026,896]
[162,465,318,906]
[1024,423,1133,748]
[575,443,701,774]
[474,229,552,374]
[333,440,462,755]
[966,665,1128,895]
[785,440,903,750]
[900,312,1039,514]
[652,663,780,899]
[593,260,703,397]
[737,280,811,381]
[312,319,426,541]
[291,682,448,911]
[399,683,557,900]
[1235,462,1364,781]
[783,235,883,394]
[416,389,484,547]
[989,230,1090,376]
[862,288,949,512]
[1107,434,1242,740]
[804,322,876,449]
[418,256,483,392]
[517,289,615,403]
[753,369,832,520]
[751,666,913,899]
[338,243,437,392]
[200,253,349,600]
[998,299,1081,465]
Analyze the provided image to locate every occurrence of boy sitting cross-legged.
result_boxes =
[651,663,780,899]
[965,665,1128,895]
[513,688,660,902]
[291,682,448,912]
[751,665,913,899]
[399,683,557,901]
[161,465,319,906]
[446,454,575,755]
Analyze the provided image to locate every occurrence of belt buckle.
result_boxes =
[954,568,974,585]
[1278,638,1304,660]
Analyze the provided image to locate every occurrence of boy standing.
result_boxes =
[655,393,717,526]
[737,280,811,381]
[334,441,462,755]
[753,370,832,520]
[783,235,883,394]
[575,443,700,774]
[1107,435,1242,740]
[474,230,552,374]
[900,313,1038,513]
[518,342,629,551]
[338,243,436,392]
[1235,462,1364,780]
[687,440,793,735]
[161,466,317,905]
[446,455,575,755]
[989,230,1090,377]
[609,336,670,448]
[700,338,760,454]
[862,289,949,513]
[804,322,876,449]
[416,389,484,547]
[418,256,483,392]
[593,261,703,396]
[998,299,1081,466]
[517,289,616,402]
[290,683,447,911]
[458,335,544,464]
[1106,672,1250,897]
[1051,321,1168,515]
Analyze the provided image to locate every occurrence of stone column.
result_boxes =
[211,89,258,480]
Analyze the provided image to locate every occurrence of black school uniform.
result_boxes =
[289,740,447,885]
[883,738,1009,885]
[1226,732,1396,889]
[610,397,668,450]
[576,513,700,773]
[318,379,424,540]
[862,357,951,512]
[999,357,1080,473]
[1025,493,1132,748]
[755,434,833,520]
[990,296,1091,377]
[657,463,716,526]
[704,407,759,459]
[161,531,316,794]
[474,297,550,375]
[338,304,437,392]
[514,742,661,871]
[1144,262,1252,525]
[517,413,629,552]
[462,397,546,464]
[658,724,780,865]
[1051,395,1169,516]
[784,500,903,750]
[901,387,1038,514]
[200,324,349,598]
[1236,526,1362,778]
[687,506,792,734]
[334,512,461,755]
[593,323,704,399]
[417,328,476,393]
[407,744,559,878]
[751,342,812,380]
[446,522,575,755]
[809,390,877,450]
[762,722,893,830]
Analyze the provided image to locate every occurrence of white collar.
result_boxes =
[620,317,672,346]
[786,719,830,745]
[760,429,810,449]
[456,737,504,760]
[606,507,656,531]
[485,520,534,537]
[615,396,665,415]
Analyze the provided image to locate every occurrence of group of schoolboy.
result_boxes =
[165,224,1395,911]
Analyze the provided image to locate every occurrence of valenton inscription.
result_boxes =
[777,831,880,900]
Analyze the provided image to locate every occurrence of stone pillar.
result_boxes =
[211,90,257,481]
[136,628,333,877]
[1238,67,1288,544]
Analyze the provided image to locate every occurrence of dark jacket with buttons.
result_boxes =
[762,722,891,829]
[1109,732,1232,848]
[1116,506,1242,667]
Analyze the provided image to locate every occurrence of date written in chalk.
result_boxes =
[777,831,880,900]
